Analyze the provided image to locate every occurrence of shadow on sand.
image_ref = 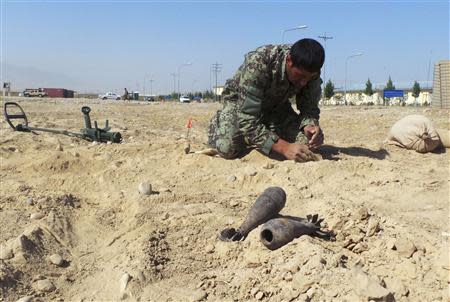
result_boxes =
[317,145,389,160]
[243,144,389,161]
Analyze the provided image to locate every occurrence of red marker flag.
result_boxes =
[186,118,193,129]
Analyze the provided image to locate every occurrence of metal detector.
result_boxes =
[3,102,122,143]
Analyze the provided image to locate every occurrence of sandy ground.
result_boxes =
[0,97,449,302]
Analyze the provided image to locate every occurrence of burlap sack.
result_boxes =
[386,115,441,153]
[436,129,450,148]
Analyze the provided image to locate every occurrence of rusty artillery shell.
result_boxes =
[237,186,286,238]
[260,217,321,250]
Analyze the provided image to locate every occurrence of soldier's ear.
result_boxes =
[286,54,294,69]
[286,54,292,64]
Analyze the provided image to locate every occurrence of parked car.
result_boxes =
[99,92,121,100]
[179,95,191,103]
[192,96,202,103]
[23,88,47,97]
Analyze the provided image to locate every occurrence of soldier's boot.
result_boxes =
[215,137,244,159]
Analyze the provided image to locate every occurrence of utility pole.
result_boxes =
[149,79,154,96]
[143,76,147,98]
[317,32,333,92]
[209,66,213,93]
[170,73,177,96]
[344,52,364,105]
[178,63,192,100]
[192,79,198,94]
[426,50,432,90]
[211,62,222,102]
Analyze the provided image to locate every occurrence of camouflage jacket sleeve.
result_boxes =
[296,77,322,129]
[237,50,280,155]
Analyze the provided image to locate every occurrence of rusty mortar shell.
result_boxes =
[237,186,286,238]
[259,217,320,250]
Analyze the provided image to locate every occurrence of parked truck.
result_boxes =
[23,88,47,97]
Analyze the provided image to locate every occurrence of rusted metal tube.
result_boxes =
[260,216,322,250]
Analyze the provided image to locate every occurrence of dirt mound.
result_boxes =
[1,98,449,301]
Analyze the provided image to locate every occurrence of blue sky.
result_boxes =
[1,0,449,94]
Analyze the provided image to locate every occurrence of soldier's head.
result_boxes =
[286,38,325,88]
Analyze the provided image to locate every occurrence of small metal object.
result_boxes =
[80,106,122,143]
[184,142,190,154]
[81,106,92,128]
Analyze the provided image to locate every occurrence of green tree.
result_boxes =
[364,78,374,96]
[203,90,215,100]
[412,81,421,98]
[324,80,335,99]
[385,76,395,90]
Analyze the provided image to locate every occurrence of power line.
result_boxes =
[211,62,222,102]
[426,50,433,90]
[209,66,213,92]
[317,32,333,92]
[170,73,177,95]
[149,79,155,96]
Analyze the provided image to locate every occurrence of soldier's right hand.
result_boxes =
[284,143,317,162]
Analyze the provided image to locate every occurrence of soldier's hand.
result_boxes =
[284,143,317,162]
[303,125,324,150]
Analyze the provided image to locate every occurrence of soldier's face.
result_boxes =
[286,55,319,88]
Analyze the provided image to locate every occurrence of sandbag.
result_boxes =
[437,129,450,148]
[386,115,441,153]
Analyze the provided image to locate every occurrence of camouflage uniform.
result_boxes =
[208,44,322,159]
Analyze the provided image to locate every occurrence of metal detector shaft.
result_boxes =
[25,126,87,139]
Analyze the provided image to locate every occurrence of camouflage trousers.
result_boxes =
[207,102,308,159]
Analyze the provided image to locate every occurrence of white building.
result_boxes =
[213,86,224,96]
[320,91,432,106]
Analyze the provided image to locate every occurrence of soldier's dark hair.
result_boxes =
[290,39,325,72]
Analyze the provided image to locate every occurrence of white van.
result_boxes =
[179,95,191,103]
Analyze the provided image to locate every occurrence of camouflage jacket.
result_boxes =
[222,44,322,155]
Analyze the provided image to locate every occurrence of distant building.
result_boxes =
[213,86,224,96]
[432,60,450,108]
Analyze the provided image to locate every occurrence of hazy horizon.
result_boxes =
[1,1,449,94]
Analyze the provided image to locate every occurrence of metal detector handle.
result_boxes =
[81,106,92,129]
[3,102,29,131]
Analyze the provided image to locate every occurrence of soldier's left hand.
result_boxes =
[303,125,324,149]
